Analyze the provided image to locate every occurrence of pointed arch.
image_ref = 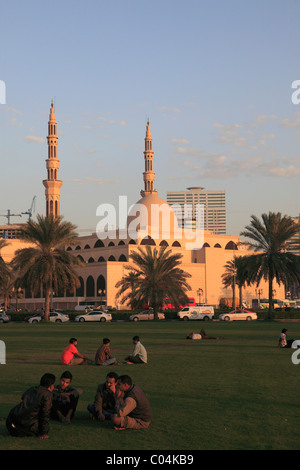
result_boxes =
[225,241,238,250]
[76,276,84,297]
[86,276,95,297]
[141,236,156,245]
[96,275,106,296]
[94,239,104,248]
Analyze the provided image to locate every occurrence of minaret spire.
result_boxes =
[140,120,157,197]
[43,101,62,218]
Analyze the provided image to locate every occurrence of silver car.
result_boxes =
[129,310,165,321]
[74,310,112,322]
[27,311,70,323]
[0,312,10,323]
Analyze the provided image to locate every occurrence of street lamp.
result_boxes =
[196,288,203,305]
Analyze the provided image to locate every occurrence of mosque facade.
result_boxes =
[0,104,284,310]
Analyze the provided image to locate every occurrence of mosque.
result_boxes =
[0,103,284,310]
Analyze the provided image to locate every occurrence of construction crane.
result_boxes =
[0,209,22,225]
[21,196,36,220]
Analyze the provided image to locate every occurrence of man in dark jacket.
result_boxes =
[51,370,82,423]
[87,371,119,421]
[112,374,152,430]
[6,373,55,439]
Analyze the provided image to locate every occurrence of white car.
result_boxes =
[219,310,257,321]
[27,311,70,323]
[0,312,10,323]
[129,310,165,321]
[74,310,112,322]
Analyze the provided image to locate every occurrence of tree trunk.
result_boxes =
[232,282,236,310]
[44,289,51,322]
[268,275,273,320]
[239,286,243,309]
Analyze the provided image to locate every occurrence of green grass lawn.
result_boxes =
[0,319,300,450]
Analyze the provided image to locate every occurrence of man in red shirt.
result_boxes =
[61,338,92,365]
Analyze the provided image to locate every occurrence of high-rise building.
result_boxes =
[166,187,226,235]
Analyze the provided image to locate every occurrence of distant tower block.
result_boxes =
[140,121,158,197]
[43,101,62,217]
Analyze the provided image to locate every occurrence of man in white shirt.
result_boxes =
[125,336,147,364]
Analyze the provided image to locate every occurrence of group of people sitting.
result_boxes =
[6,370,152,439]
[61,336,147,366]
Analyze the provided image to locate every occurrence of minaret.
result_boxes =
[140,120,157,197]
[43,101,62,218]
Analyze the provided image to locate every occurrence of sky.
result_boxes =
[1,0,300,236]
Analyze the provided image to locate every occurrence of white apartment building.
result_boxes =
[166,187,226,235]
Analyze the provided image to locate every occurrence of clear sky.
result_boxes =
[1,0,300,236]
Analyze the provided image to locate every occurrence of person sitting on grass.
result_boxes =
[6,373,55,439]
[186,329,224,340]
[87,371,121,421]
[51,370,82,424]
[112,375,152,431]
[95,338,121,366]
[278,328,295,348]
[124,336,147,364]
[61,337,92,365]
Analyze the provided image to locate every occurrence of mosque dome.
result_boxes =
[126,193,179,242]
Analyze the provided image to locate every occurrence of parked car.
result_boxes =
[0,312,11,323]
[27,311,70,323]
[177,305,214,321]
[219,309,257,321]
[129,310,165,321]
[74,310,112,322]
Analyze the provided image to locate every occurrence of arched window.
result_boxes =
[84,244,90,249]
[118,240,125,245]
[141,236,156,245]
[172,241,181,247]
[94,239,104,248]
[66,246,72,251]
[159,240,169,246]
[77,255,84,262]
[214,243,221,248]
[118,254,127,261]
[76,277,84,297]
[128,239,136,245]
[86,276,95,297]
[108,255,116,261]
[75,245,81,250]
[108,241,115,246]
[97,275,106,296]
[98,256,105,262]
[225,241,238,250]
[88,257,95,263]
[203,243,210,247]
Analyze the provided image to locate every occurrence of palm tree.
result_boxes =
[11,214,84,321]
[0,240,10,311]
[115,245,192,319]
[222,259,237,310]
[240,212,300,319]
